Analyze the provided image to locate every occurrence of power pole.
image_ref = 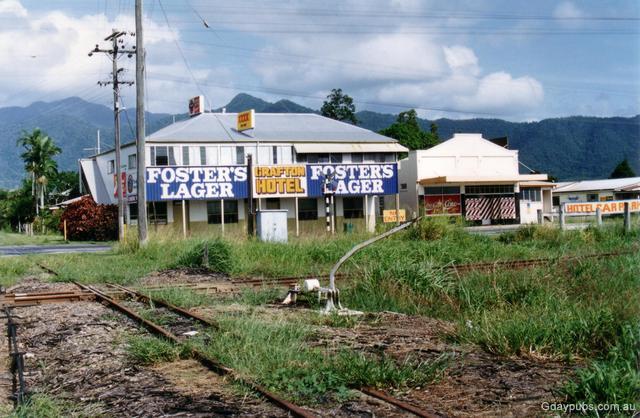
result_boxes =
[89,30,135,241]
[136,0,148,245]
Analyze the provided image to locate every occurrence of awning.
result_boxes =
[80,159,111,204]
[519,180,556,188]
[418,174,548,185]
[294,142,408,154]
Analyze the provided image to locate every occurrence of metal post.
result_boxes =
[364,195,368,232]
[182,199,187,239]
[331,195,335,234]
[295,197,299,237]
[624,202,631,233]
[136,0,148,246]
[559,205,566,230]
[596,207,602,226]
[395,193,400,226]
[64,220,68,241]
[247,154,254,237]
[537,209,543,225]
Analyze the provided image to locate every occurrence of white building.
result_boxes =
[80,111,408,236]
[397,133,553,224]
[553,177,640,206]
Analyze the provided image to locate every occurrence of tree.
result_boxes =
[379,109,439,150]
[609,158,636,179]
[320,88,358,124]
[16,129,62,215]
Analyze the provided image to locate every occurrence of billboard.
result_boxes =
[237,109,255,132]
[253,165,307,198]
[424,195,461,215]
[307,163,398,196]
[189,95,204,117]
[146,166,248,201]
[564,200,640,214]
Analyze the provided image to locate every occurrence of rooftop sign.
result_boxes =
[188,95,204,117]
[237,109,255,132]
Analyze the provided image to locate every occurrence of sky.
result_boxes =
[0,0,638,121]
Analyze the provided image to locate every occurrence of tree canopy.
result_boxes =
[320,88,358,125]
[379,109,439,150]
[609,158,636,179]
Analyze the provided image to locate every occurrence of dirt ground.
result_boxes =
[3,277,286,417]
[1,273,573,417]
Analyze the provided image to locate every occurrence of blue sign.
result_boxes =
[146,166,248,201]
[306,163,398,196]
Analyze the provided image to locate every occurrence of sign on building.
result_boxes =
[189,95,204,117]
[113,172,127,198]
[424,195,461,215]
[253,165,307,198]
[564,200,640,214]
[146,166,248,201]
[237,109,255,132]
[307,163,398,196]
[383,209,406,223]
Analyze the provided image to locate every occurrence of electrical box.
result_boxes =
[256,210,288,243]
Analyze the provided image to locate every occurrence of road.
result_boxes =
[0,244,111,256]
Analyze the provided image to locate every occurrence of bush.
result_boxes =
[406,217,459,241]
[174,239,232,273]
[58,196,117,241]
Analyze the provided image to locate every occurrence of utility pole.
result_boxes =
[90,30,135,241]
[136,0,148,245]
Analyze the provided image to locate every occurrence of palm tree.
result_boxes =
[17,129,62,215]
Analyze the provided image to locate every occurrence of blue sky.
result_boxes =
[0,0,638,121]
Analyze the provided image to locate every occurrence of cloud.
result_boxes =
[0,0,27,17]
[553,1,584,19]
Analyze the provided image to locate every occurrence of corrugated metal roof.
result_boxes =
[553,177,640,193]
[416,133,516,157]
[147,113,398,144]
[294,142,407,153]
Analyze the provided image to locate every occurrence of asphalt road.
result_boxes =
[0,244,112,256]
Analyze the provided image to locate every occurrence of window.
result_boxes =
[168,147,176,165]
[343,197,364,219]
[295,153,307,163]
[154,147,168,166]
[298,198,318,220]
[107,160,115,174]
[521,188,541,202]
[330,154,342,163]
[150,147,155,166]
[236,146,245,165]
[364,153,385,163]
[199,147,206,165]
[465,185,514,195]
[400,183,408,191]
[424,186,461,195]
[207,200,239,224]
[272,146,278,164]
[148,202,167,224]
[587,193,599,202]
[351,153,363,163]
[128,154,137,170]
[266,198,280,210]
[129,203,138,224]
[182,147,190,166]
[308,153,330,163]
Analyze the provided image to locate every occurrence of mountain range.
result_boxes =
[0,93,638,188]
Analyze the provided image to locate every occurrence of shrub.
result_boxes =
[174,239,232,273]
[58,196,117,241]
[407,217,458,241]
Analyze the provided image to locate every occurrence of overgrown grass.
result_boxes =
[8,393,99,418]
[188,314,450,404]
[126,335,183,365]
[146,287,218,309]
[0,231,66,246]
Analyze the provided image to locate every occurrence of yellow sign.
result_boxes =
[237,109,255,131]
[254,165,307,198]
[564,200,640,214]
[383,209,406,223]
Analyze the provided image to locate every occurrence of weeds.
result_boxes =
[126,335,182,365]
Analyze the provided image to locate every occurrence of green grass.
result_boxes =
[126,335,183,365]
[8,393,100,418]
[0,231,66,246]
[146,287,218,309]
[187,314,450,404]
